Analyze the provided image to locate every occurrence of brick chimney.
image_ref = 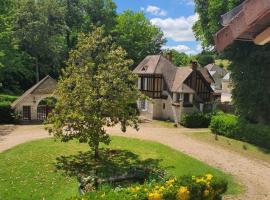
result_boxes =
[191,61,198,70]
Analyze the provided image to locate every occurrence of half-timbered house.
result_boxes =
[133,55,214,123]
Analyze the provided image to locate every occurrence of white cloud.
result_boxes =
[150,14,199,42]
[162,43,203,55]
[141,5,167,17]
[162,44,198,55]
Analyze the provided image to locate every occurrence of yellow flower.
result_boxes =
[101,193,106,198]
[204,189,210,197]
[148,192,163,200]
[166,178,176,187]
[205,174,213,181]
[130,186,141,193]
[176,186,190,200]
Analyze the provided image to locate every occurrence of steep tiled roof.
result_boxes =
[199,68,215,84]
[133,55,195,93]
[171,67,193,92]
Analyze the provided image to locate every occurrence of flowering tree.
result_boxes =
[46,27,142,159]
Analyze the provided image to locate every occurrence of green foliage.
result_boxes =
[193,0,270,124]
[210,113,270,149]
[0,102,14,124]
[210,113,240,138]
[0,94,17,124]
[61,0,117,50]
[181,112,213,128]
[196,51,215,67]
[14,0,67,81]
[163,50,191,67]
[46,27,142,158]
[0,94,18,102]
[0,0,35,93]
[71,174,227,200]
[0,0,118,93]
[113,10,166,68]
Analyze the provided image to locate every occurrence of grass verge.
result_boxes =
[0,136,241,200]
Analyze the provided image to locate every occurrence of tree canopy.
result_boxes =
[113,10,166,68]
[193,0,270,124]
[46,28,142,158]
[0,0,165,93]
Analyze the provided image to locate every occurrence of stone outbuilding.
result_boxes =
[11,75,57,121]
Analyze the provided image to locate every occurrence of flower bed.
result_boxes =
[69,174,228,200]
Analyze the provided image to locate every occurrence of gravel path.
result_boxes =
[106,124,270,200]
[0,124,270,200]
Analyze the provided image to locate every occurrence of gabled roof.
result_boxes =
[11,75,57,108]
[133,55,210,94]
[199,68,215,84]
[133,55,179,90]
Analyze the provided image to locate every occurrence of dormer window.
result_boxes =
[142,65,148,71]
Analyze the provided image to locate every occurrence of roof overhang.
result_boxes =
[214,0,270,52]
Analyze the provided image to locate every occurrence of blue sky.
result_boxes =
[114,0,201,55]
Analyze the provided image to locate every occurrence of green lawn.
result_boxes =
[181,131,270,164]
[0,137,241,200]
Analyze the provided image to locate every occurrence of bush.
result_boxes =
[210,113,270,149]
[181,112,213,128]
[0,94,18,103]
[69,174,228,200]
[0,102,15,124]
[209,113,241,138]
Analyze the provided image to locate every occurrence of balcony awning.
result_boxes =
[214,0,270,52]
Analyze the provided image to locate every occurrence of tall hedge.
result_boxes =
[0,102,14,124]
[210,113,270,149]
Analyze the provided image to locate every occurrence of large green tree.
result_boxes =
[0,0,34,93]
[13,0,67,83]
[60,0,117,50]
[46,28,142,159]
[193,0,270,124]
[113,10,166,68]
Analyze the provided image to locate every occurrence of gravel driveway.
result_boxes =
[0,124,270,200]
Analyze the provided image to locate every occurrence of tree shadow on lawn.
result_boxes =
[55,148,174,185]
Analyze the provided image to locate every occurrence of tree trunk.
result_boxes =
[94,143,99,160]
[35,57,39,83]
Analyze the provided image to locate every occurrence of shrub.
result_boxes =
[0,94,18,103]
[69,174,228,200]
[0,102,15,124]
[242,123,270,149]
[210,113,270,149]
[210,113,241,138]
[181,112,213,128]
